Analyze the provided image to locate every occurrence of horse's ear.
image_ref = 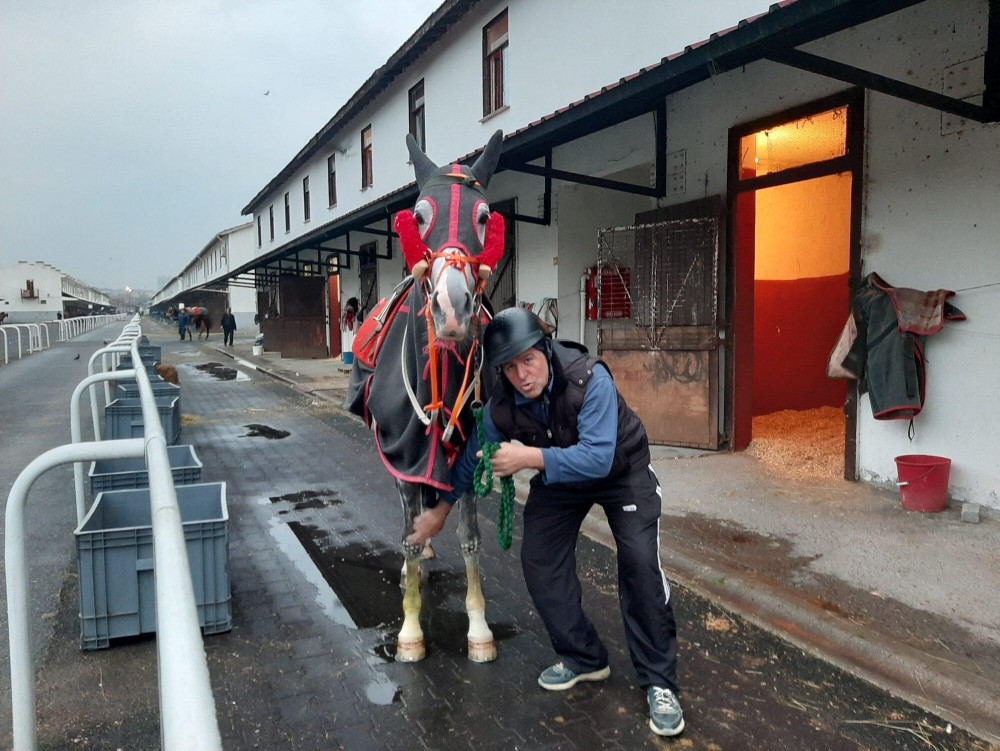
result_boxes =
[406,133,437,188]
[470,129,504,189]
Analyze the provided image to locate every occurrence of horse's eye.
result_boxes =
[414,199,435,239]
[474,202,490,245]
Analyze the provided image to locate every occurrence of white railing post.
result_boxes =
[5,438,146,751]
[70,369,137,523]
[87,339,138,441]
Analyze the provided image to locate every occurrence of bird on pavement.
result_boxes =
[73,353,80,360]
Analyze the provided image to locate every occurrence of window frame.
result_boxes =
[283,192,291,232]
[482,9,508,117]
[361,125,373,189]
[327,154,337,207]
[256,215,262,247]
[268,205,275,241]
[408,80,426,152]
[302,175,311,221]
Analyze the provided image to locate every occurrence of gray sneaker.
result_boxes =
[647,686,685,736]
[537,661,611,691]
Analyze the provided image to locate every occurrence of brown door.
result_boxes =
[274,275,328,358]
[596,197,725,449]
[328,274,342,357]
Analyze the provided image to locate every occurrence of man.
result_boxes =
[177,309,190,342]
[221,308,237,346]
[407,307,684,737]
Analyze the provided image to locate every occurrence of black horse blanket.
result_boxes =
[346,283,488,492]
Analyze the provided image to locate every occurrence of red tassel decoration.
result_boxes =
[395,210,430,273]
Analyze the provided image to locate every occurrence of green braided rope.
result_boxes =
[472,404,516,550]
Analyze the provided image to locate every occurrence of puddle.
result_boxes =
[364,681,400,705]
[243,424,290,439]
[286,524,403,630]
[270,489,342,511]
[268,520,356,628]
[195,362,248,381]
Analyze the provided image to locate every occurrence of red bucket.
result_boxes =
[894,454,951,512]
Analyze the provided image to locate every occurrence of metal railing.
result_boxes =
[4,317,223,750]
[0,315,123,365]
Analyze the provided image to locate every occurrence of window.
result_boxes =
[302,175,311,221]
[361,125,373,189]
[408,80,426,152]
[268,205,275,241]
[257,215,262,247]
[283,192,290,232]
[327,155,337,207]
[483,9,508,117]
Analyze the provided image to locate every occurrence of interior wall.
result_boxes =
[752,174,850,415]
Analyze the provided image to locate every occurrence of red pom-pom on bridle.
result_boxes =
[395,209,506,282]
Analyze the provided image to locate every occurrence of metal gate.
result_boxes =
[596,198,723,448]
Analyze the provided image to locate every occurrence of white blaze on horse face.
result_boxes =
[429,249,475,341]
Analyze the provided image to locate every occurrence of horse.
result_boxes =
[347,130,506,662]
[188,307,213,339]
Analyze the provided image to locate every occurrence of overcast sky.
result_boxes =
[0,0,442,293]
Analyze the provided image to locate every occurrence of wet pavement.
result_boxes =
[2,323,998,749]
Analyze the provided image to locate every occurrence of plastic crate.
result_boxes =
[120,344,161,366]
[75,482,231,650]
[104,396,181,444]
[89,444,203,495]
[116,380,181,409]
[116,359,159,377]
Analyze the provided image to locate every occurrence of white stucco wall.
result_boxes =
[225,223,259,330]
[0,262,64,322]
[848,0,1000,506]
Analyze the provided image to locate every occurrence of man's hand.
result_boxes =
[406,502,452,547]
[486,442,545,477]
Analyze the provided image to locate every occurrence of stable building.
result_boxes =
[201,0,998,507]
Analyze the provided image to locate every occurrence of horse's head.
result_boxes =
[396,130,505,343]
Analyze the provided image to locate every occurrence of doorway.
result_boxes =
[728,90,864,479]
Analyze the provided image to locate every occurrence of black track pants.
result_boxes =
[520,465,679,693]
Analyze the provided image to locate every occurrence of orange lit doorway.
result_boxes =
[727,90,864,479]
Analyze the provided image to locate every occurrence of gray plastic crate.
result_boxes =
[104,396,181,444]
[120,344,161,366]
[75,482,231,650]
[116,359,159,377]
[89,444,203,495]
[116,380,181,409]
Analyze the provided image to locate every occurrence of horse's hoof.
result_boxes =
[421,543,436,560]
[396,639,426,662]
[467,639,497,663]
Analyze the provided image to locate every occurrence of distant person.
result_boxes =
[0,311,8,325]
[221,308,237,346]
[177,309,191,341]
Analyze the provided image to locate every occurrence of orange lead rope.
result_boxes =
[421,273,488,438]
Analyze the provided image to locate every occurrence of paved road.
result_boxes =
[2,327,992,749]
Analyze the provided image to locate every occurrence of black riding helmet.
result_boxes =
[484,308,547,369]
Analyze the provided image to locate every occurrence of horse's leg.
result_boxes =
[396,481,426,662]
[456,491,497,662]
